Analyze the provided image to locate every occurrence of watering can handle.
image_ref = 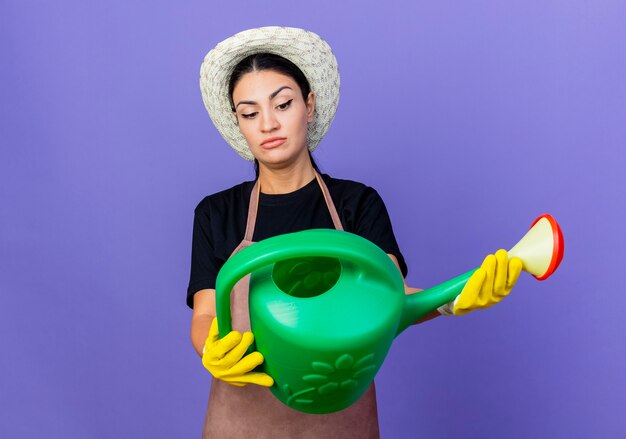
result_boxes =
[215,229,405,337]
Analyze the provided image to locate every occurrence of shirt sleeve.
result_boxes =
[186,200,221,308]
[352,187,408,278]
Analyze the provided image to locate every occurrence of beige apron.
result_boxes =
[202,171,380,439]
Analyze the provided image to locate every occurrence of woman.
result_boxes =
[188,27,522,438]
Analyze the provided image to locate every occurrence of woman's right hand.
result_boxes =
[202,317,274,387]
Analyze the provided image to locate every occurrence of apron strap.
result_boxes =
[242,170,344,242]
[243,179,260,242]
[314,170,344,231]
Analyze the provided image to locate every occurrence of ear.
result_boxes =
[306,92,315,123]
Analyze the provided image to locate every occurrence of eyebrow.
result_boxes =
[234,86,293,109]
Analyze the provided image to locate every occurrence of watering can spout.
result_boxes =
[397,270,476,335]
[397,214,564,335]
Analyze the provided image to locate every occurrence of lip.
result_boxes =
[260,137,287,149]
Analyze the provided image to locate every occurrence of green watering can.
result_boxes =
[216,214,564,414]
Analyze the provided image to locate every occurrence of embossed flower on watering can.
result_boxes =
[301,353,377,396]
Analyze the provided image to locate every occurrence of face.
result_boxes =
[231,70,315,168]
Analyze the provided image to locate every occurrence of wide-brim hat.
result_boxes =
[199,26,340,161]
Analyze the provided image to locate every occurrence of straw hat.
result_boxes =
[199,26,340,161]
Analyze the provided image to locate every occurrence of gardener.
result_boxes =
[187,26,522,438]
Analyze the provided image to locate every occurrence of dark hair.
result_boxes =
[228,53,311,110]
[228,53,320,178]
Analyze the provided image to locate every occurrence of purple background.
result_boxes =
[1,1,625,437]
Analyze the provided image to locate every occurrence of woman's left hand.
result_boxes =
[440,249,523,316]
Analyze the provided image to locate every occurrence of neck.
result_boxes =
[258,158,316,194]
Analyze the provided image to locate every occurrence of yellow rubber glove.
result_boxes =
[202,317,274,387]
[439,249,523,316]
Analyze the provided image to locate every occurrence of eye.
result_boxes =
[240,111,258,119]
[276,99,293,110]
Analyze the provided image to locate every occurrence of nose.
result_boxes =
[260,110,280,133]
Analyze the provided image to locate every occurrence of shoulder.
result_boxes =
[194,180,255,215]
[321,173,383,207]
[321,173,378,197]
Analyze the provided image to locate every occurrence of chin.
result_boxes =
[255,146,307,167]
